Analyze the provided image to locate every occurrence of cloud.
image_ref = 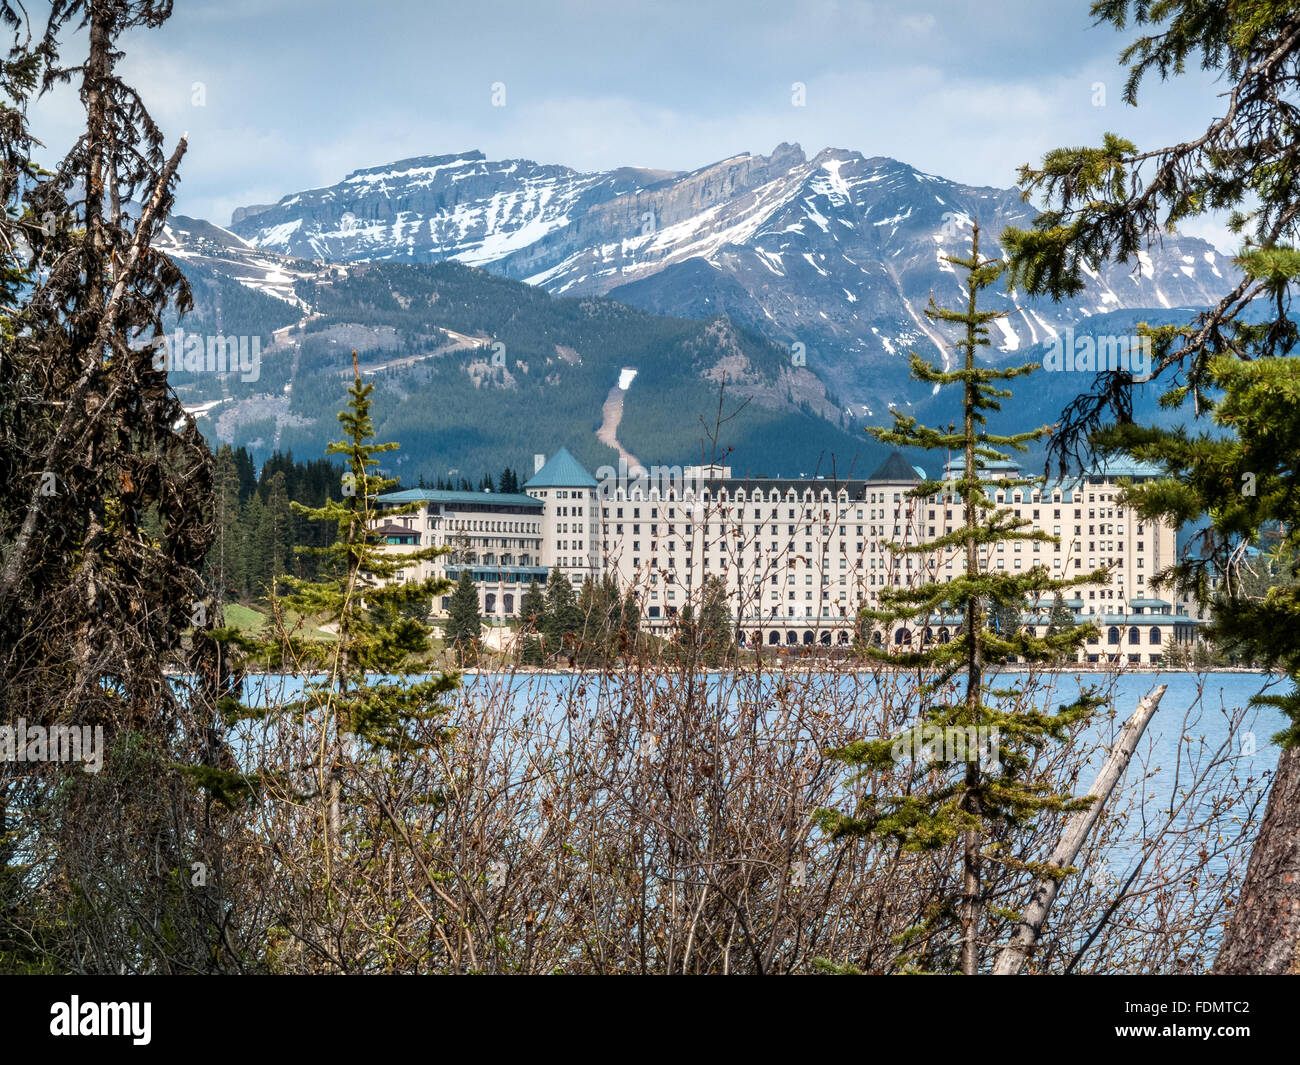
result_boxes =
[20,0,1238,231]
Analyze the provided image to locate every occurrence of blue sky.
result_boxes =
[31,0,1236,248]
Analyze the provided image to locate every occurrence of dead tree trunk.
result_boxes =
[992,683,1166,975]
[1213,743,1300,974]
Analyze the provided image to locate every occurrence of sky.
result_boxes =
[29,0,1238,249]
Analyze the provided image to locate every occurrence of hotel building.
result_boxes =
[376,447,1206,666]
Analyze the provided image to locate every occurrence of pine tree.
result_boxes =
[818,224,1104,974]
[262,470,294,580]
[543,566,580,661]
[519,579,547,665]
[208,445,245,602]
[444,569,482,665]
[272,358,456,740]
[619,589,640,653]
[991,598,1022,639]
[198,357,457,805]
[521,579,546,630]
[0,1,220,972]
[241,492,267,598]
[697,574,735,666]
[1001,1,1300,973]
[1046,593,1076,638]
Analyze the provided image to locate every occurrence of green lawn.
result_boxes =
[217,602,338,641]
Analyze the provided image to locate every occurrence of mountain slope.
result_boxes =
[228,143,1236,423]
[160,254,879,478]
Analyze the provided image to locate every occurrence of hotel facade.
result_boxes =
[375,447,1206,666]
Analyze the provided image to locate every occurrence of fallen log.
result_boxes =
[992,683,1167,975]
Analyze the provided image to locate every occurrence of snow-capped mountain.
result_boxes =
[229,145,1234,412]
[229,150,677,270]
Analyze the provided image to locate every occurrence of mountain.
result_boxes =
[150,236,879,478]
[228,143,1237,419]
[155,144,1241,478]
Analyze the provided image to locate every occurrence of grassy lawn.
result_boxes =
[218,602,338,641]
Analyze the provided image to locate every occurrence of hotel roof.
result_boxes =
[379,488,543,509]
[525,447,599,489]
[868,451,924,482]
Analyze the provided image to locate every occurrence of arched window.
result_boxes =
[1129,626,1141,645]
[786,630,798,646]
[503,594,514,614]
[802,630,815,645]
[1149,627,1161,645]
[1108,626,1120,645]
[484,593,497,614]
[769,631,782,645]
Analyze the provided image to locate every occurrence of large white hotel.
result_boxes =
[374,448,1206,666]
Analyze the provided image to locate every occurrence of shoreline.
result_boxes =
[172,664,1282,679]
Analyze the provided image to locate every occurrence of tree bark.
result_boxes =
[1213,742,1300,974]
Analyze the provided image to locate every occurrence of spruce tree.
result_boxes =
[0,1,219,972]
[262,470,294,580]
[241,492,267,598]
[1001,1,1300,972]
[618,589,640,657]
[208,445,245,602]
[1046,594,1076,639]
[991,598,1022,639]
[268,360,456,741]
[698,575,735,666]
[521,579,546,630]
[543,567,580,661]
[444,569,482,666]
[818,224,1103,974]
[196,357,457,806]
[519,579,547,665]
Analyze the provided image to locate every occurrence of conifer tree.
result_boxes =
[618,589,640,655]
[519,579,547,665]
[521,579,546,630]
[1001,0,1300,972]
[543,567,580,661]
[0,0,220,972]
[1046,593,1076,639]
[241,492,266,598]
[818,224,1103,975]
[208,445,245,602]
[195,358,457,818]
[698,574,735,666]
[444,569,482,666]
[262,470,294,580]
[991,598,1022,638]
